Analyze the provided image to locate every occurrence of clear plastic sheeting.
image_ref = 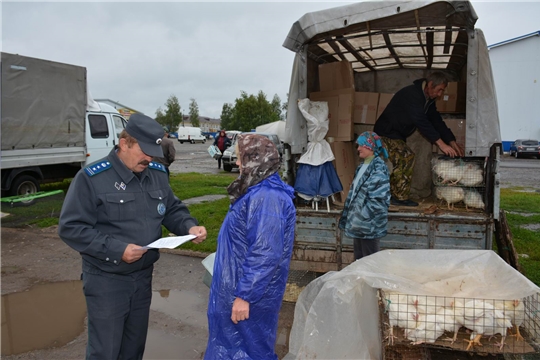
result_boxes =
[285,250,540,359]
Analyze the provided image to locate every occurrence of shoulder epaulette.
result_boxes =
[148,162,167,173]
[85,161,112,176]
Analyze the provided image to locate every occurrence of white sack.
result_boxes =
[296,98,335,166]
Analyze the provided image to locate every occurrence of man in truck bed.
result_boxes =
[374,71,465,207]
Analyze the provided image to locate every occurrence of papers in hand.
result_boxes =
[139,234,197,250]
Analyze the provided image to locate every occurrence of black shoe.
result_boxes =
[390,197,418,207]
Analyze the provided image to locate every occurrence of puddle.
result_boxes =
[523,224,540,231]
[150,289,208,328]
[1,280,86,356]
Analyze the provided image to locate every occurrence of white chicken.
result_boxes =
[385,292,419,345]
[462,299,512,351]
[433,159,464,185]
[494,299,526,342]
[464,189,485,210]
[436,186,465,210]
[459,163,484,186]
[406,313,444,345]
[437,299,466,344]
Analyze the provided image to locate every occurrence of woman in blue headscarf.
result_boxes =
[338,131,391,260]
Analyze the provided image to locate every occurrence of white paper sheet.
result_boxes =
[139,234,197,249]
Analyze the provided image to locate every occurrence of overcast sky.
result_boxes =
[2,1,539,119]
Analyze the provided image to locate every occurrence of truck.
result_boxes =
[177,126,206,144]
[282,0,504,272]
[1,52,128,204]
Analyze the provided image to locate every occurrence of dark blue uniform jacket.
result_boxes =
[58,148,198,275]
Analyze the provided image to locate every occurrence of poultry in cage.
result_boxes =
[433,159,464,185]
[462,299,512,351]
[464,188,485,210]
[494,299,525,342]
[436,186,465,210]
[459,162,484,186]
[436,299,466,344]
[406,313,444,345]
[385,292,419,345]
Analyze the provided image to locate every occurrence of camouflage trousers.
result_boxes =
[380,137,415,200]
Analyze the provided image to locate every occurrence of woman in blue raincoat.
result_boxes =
[338,131,391,260]
[205,134,296,360]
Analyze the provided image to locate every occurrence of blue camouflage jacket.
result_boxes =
[338,156,390,239]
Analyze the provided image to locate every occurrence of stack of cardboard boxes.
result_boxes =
[308,60,394,203]
[434,82,467,153]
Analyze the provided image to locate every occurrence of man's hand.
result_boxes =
[231,297,250,324]
[449,141,465,157]
[121,244,147,263]
[189,226,207,244]
[435,139,458,158]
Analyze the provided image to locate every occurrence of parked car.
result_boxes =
[510,139,540,159]
[221,132,283,172]
[168,132,178,139]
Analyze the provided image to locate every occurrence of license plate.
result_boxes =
[527,147,535,151]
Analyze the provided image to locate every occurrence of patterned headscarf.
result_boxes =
[227,134,281,204]
[356,131,389,159]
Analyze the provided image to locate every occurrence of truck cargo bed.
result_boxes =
[292,199,492,272]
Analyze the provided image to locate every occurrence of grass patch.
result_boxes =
[499,189,540,286]
[169,172,236,200]
[165,197,231,253]
[500,188,540,213]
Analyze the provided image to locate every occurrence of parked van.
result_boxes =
[177,127,206,144]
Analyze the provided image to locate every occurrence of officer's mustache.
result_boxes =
[139,160,150,166]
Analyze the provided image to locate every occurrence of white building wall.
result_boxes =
[489,34,540,150]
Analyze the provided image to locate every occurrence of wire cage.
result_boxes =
[378,290,540,358]
[431,157,487,211]
[283,270,318,303]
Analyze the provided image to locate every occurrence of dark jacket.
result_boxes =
[58,148,198,275]
[213,134,231,152]
[374,79,456,144]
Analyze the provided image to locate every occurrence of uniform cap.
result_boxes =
[125,113,164,157]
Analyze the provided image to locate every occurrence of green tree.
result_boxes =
[271,94,282,120]
[224,90,281,132]
[155,107,166,125]
[189,98,200,127]
[155,95,182,132]
[220,103,236,130]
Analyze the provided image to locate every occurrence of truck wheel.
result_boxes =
[179,141,184,144]
[10,175,40,206]
[203,139,206,144]
[191,140,195,144]
[223,164,233,172]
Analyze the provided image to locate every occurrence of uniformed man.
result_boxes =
[58,113,207,360]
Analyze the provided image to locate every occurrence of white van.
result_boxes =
[177,127,206,144]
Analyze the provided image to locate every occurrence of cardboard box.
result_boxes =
[436,82,466,113]
[376,93,394,119]
[318,61,355,92]
[432,118,466,154]
[310,89,355,141]
[353,92,379,124]
[330,141,358,202]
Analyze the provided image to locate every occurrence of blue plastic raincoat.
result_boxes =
[205,172,296,359]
